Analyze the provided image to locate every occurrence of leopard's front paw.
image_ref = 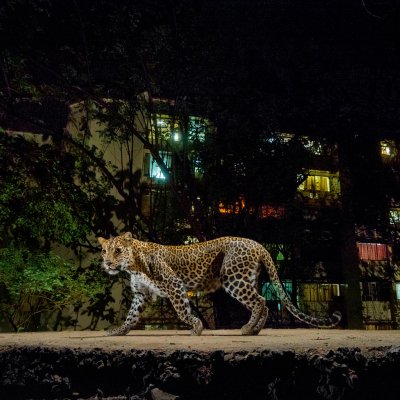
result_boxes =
[190,318,203,336]
[240,323,257,336]
[106,326,130,336]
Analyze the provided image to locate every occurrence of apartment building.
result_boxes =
[5,97,399,331]
[215,134,400,330]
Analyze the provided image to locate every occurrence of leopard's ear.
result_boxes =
[122,232,133,240]
[98,237,108,246]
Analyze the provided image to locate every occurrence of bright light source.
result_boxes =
[173,131,181,142]
[396,283,400,300]
[389,208,400,224]
[157,119,167,127]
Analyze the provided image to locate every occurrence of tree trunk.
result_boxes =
[337,136,364,329]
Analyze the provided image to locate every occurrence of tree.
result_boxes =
[0,0,214,242]
[0,127,117,331]
[0,0,219,330]
[0,248,108,331]
[2,0,400,330]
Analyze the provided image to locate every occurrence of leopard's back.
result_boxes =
[159,237,231,289]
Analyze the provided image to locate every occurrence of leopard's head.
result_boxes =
[97,232,133,275]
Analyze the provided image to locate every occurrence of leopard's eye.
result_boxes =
[115,247,122,255]
[101,249,106,255]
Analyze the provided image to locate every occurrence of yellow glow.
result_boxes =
[298,170,331,192]
[219,197,245,214]
[301,283,340,302]
[381,140,392,157]
[298,174,330,192]
[380,140,397,158]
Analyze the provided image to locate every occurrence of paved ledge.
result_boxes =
[1,330,400,399]
[1,329,399,354]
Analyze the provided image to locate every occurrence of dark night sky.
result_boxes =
[1,0,400,138]
[186,0,400,137]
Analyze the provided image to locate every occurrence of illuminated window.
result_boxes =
[303,138,323,155]
[357,243,390,261]
[150,114,179,143]
[192,158,203,177]
[298,174,330,192]
[259,205,285,219]
[380,140,397,158]
[262,281,292,302]
[188,117,207,143]
[156,118,168,127]
[267,132,294,144]
[151,114,208,144]
[300,283,340,302]
[389,208,400,225]
[395,283,400,301]
[381,142,391,156]
[219,197,245,214]
[143,151,172,180]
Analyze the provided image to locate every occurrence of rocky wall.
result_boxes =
[1,346,400,399]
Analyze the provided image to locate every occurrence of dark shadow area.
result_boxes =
[1,345,400,399]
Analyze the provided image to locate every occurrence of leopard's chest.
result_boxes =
[131,272,167,298]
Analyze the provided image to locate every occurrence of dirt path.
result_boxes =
[1,329,399,354]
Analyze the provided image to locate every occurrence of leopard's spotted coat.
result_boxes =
[98,232,341,335]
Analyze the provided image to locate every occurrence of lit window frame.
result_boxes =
[380,140,397,158]
[395,283,400,301]
[298,171,331,193]
[300,283,340,302]
[357,242,391,261]
[218,197,246,215]
[150,114,209,145]
[143,150,172,180]
[258,204,285,219]
[389,208,400,225]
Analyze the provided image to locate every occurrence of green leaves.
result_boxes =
[0,133,95,247]
[0,247,107,331]
[0,179,88,247]
[21,253,66,293]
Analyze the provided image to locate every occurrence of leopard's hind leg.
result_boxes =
[251,303,269,334]
[222,276,267,336]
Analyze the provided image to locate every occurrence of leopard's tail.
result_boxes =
[261,250,342,328]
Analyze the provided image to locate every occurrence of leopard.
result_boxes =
[98,232,342,336]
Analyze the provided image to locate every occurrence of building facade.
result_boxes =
[5,98,400,331]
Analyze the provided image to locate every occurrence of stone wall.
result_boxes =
[1,346,400,399]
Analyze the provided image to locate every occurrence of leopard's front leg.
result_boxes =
[158,273,203,336]
[107,276,151,336]
[106,291,149,336]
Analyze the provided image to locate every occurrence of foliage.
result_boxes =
[0,126,116,332]
[0,247,107,331]
[0,132,96,248]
